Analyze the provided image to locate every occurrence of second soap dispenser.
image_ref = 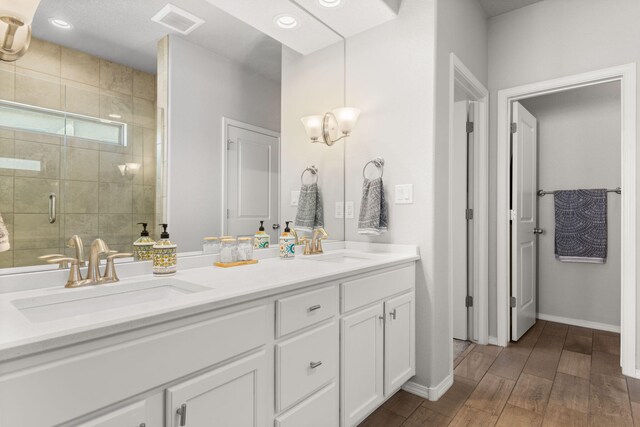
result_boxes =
[133,222,155,261]
[153,224,177,275]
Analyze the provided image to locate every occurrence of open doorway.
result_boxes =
[496,64,637,377]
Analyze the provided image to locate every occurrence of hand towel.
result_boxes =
[294,183,325,232]
[0,214,9,252]
[554,189,607,263]
[358,177,388,235]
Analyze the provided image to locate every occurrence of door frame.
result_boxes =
[221,117,281,236]
[448,53,490,365]
[496,63,637,377]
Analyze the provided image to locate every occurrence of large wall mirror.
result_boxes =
[0,0,346,272]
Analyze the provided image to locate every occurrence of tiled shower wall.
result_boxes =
[0,38,157,268]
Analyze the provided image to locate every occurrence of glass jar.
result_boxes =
[202,237,220,254]
[237,237,254,261]
[220,238,238,263]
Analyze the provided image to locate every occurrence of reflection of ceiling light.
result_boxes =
[108,114,121,119]
[48,18,73,29]
[318,0,342,7]
[118,163,141,177]
[274,14,298,29]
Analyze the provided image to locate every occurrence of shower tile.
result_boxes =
[14,140,61,179]
[63,80,100,117]
[133,185,155,214]
[13,214,59,250]
[15,39,61,77]
[15,68,62,110]
[99,60,133,95]
[143,127,156,159]
[63,146,99,181]
[61,47,100,86]
[131,126,144,157]
[0,176,13,212]
[14,178,59,213]
[65,136,99,152]
[0,69,15,101]
[99,213,132,245]
[99,182,132,214]
[63,214,99,246]
[63,181,99,214]
[14,248,61,267]
[99,151,128,183]
[99,90,133,124]
[143,156,156,186]
[0,138,14,177]
[133,70,156,102]
[0,250,13,268]
[14,131,63,146]
[133,98,155,129]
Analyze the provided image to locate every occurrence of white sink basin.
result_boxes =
[12,279,209,323]
[307,253,372,264]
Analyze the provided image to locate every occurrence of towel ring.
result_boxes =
[301,166,318,184]
[363,157,384,179]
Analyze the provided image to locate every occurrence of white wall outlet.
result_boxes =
[335,201,344,218]
[395,184,414,204]
[291,190,300,206]
[345,201,355,219]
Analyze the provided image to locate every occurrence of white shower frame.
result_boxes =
[496,63,638,378]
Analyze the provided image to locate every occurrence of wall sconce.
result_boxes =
[118,163,141,178]
[301,107,360,146]
[0,0,41,62]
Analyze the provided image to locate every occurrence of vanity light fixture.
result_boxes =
[118,162,141,178]
[301,107,360,146]
[0,0,41,62]
[318,0,343,8]
[274,14,299,29]
[48,18,72,29]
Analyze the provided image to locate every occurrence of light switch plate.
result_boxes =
[335,201,344,218]
[395,184,414,204]
[345,201,354,219]
[291,190,300,206]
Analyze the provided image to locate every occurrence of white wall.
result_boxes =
[487,0,640,352]
[166,36,281,251]
[520,82,621,328]
[280,43,345,240]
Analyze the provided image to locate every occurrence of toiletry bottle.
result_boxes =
[279,221,296,260]
[254,220,270,249]
[133,222,155,261]
[153,224,177,275]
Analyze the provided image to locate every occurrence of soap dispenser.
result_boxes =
[153,224,177,275]
[133,222,155,261]
[279,221,296,260]
[254,220,270,249]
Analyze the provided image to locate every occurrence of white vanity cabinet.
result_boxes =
[340,265,416,427]
[76,401,147,427]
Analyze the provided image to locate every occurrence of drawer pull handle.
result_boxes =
[308,304,322,312]
[177,403,187,426]
[310,361,323,369]
[390,309,397,320]
[140,424,146,427]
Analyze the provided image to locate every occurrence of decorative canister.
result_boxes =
[220,238,238,263]
[153,224,177,275]
[238,237,254,261]
[202,237,220,254]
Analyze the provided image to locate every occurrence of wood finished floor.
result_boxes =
[359,320,638,426]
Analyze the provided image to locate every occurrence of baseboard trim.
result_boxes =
[536,313,620,333]
[488,336,499,345]
[403,374,453,401]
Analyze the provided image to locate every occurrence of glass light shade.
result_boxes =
[332,107,361,135]
[0,0,41,61]
[0,0,40,24]
[301,115,323,140]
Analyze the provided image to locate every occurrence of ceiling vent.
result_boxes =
[151,4,205,35]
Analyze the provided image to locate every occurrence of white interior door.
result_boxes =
[226,124,280,241]
[511,102,538,341]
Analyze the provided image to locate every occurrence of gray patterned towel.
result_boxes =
[0,214,9,252]
[294,183,324,232]
[358,177,388,235]
[554,189,607,263]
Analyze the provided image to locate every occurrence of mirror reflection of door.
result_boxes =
[225,122,280,243]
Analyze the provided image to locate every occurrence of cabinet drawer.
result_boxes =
[276,285,338,337]
[275,382,338,427]
[276,321,338,412]
[341,265,415,313]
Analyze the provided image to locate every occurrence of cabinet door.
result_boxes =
[340,303,384,427]
[166,351,266,427]
[77,401,147,427]
[384,292,416,396]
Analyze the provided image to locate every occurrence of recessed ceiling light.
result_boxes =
[274,14,299,29]
[48,18,73,29]
[318,0,342,8]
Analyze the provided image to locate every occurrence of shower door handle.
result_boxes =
[48,193,56,224]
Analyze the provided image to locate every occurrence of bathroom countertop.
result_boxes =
[0,242,419,363]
